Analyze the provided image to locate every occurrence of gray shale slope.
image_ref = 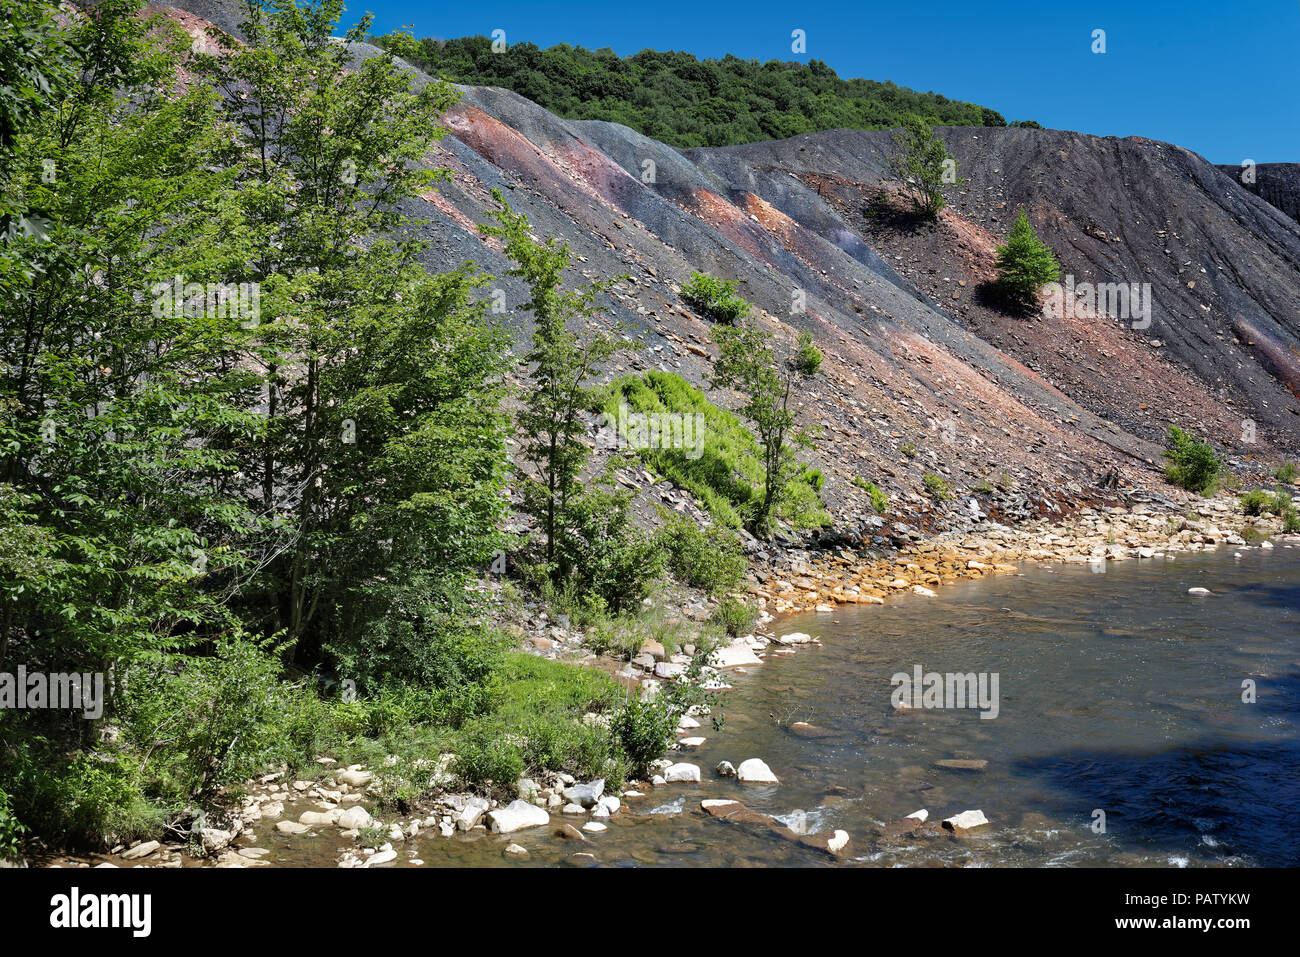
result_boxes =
[166,1,1300,546]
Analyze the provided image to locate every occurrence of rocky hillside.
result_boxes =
[1216,162,1300,224]
[161,0,1300,550]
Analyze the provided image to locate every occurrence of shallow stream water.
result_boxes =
[247,545,1299,868]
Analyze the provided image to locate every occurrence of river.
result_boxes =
[246,545,1299,867]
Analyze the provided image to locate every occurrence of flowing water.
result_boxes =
[249,545,1300,868]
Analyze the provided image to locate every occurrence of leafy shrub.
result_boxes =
[1276,462,1298,484]
[994,209,1060,311]
[451,726,525,790]
[609,697,680,778]
[323,581,507,695]
[0,789,26,862]
[793,331,823,376]
[923,472,954,501]
[1282,504,1300,534]
[552,483,666,615]
[601,371,762,527]
[711,595,758,637]
[1162,426,1223,496]
[120,632,299,807]
[1240,490,1271,516]
[583,615,647,659]
[657,514,747,594]
[681,271,751,323]
[900,442,917,458]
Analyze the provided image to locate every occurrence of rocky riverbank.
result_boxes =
[750,490,1300,615]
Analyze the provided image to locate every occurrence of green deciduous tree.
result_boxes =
[710,325,822,536]
[887,113,961,216]
[482,194,660,612]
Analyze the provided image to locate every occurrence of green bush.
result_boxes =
[657,513,747,594]
[609,697,680,778]
[923,472,954,501]
[711,595,758,637]
[681,271,751,324]
[1240,490,1271,516]
[602,371,762,527]
[0,789,27,862]
[1282,504,1300,533]
[551,484,666,615]
[1162,426,1224,496]
[1276,462,1298,484]
[994,209,1061,311]
[451,726,526,790]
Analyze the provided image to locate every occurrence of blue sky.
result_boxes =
[343,1,1300,163]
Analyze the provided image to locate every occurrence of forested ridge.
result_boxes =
[373,33,1039,148]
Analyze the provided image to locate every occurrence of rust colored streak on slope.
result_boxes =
[1233,316,1300,398]
[445,105,609,208]
[554,141,644,207]
[420,187,489,241]
[679,189,782,268]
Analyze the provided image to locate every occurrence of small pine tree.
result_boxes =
[994,209,1060,312]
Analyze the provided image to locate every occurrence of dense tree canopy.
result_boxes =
[373,34,1029,148]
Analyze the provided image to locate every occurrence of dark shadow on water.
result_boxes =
[1012,685,1300,866]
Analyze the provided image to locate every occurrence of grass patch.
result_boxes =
[601,370,826,530]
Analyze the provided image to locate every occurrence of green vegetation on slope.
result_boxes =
[373,33,1029,148]
[599,370,826,531]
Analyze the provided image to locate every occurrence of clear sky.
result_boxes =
[341,1,1300,164]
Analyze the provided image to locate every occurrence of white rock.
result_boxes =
[487,800,550,834]
[275,820,310,835]
[120,841,160,861]
[942,809,990,831]
[596,795,621,815]
[663,763,701,783]
[336,806,373,831]
[581,822,607,833]
[452,798,488,831]
[713,644,763,668]
[910,585,937,597]
[679,736,706,748]
[778,632,813,645]
[736,758,779,783]
[337,769,372,787]
[364,849,397,867]
[904,809,929,822]
[1188,587,1212,596]
[298,810,337,827]
[827,830,851,853]
[199,829,234,854]
[503,843,529,857]
[677,714,701,730]
[701,799,739,809]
